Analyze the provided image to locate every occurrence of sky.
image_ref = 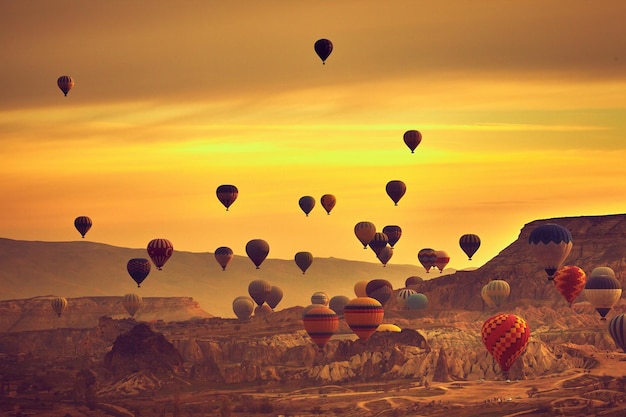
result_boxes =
[2,0,626,271]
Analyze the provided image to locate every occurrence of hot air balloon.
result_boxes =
[418,248,437,273]
[382,225,402,248]
[51,296,68,317]
[385,180,406,206]
[303,306,338,350]
[354,280,368,297]
[233,296,255,321]
[328,295,350,317]
[405,276,423,288]
[368,232,389,256]
[314,38,333,64]
[608,313,626,352]
[377,323,402,332]
[584,273,622,320]
[481,313,530,378]
[214,246,233,271]
[354,221,376,249]
[396,288,418,310]
[298,196,316,216]
[459,234,481,260]
[248,279,271,306]
[254,304,273,316]
[552,265,586,306]
[343,297,385,342]
[216,184,238,211]
[127,258,151,287]
[320,194,336,215]
[365,279,393,306]
[403,130,422,153]
[245,239,269,269]
[147,239,173,270]
[294,251,313,274]
[122,293,142,318]
[57,75,74,96]
[407,293,428,310]
[482,280,510,307]
[590,266,616,279]
[528,223,573,280]
[311,291,329,306]
[266,286,283,310]
[434,250,450,273]
[377,246,393,267]
[74,216,92,238]
[481,284,497,308]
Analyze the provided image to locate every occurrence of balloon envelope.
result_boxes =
[354,280,368,297]
[57,75,74,96]
[552,265,586,306]
[294,251,313,274]
[214,246,233,271]
[248,279,272,306]
[434,250,450,273]
[303,306,338,349]
[311,291,329,306]
[483,280,510,307]
[314,38,333,64]
[403,130,422,153]
[74,216,92,238]
[354,221,377,249]
[51,296,68,317]
[233,296,255,321]
[376,246,393,267]
[608,314,626,352]
[122,293,142,317]
[396,288,417,310]
[528,223,573,280]
[266,286,283,310]
[216,184,238,210]
[320,194,336,214]
[481,313,530,376]
[365,279,393,306]
[245,239,270,269]
[459,234,481,260]
[343,297,385,342]
[368,232,389,256]
[127,258,151,287]
[328,295,350,317]
[298,196,316,216]
[418,248,437,273]
[382,225,402,248]
[147,238,173,270]
[385,180,406,206]
[405,276,423,288]
[407,293,428,310]
[584,274,622,320]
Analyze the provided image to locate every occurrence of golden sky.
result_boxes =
[2,0,626,271]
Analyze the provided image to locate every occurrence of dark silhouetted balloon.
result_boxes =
[245,239,269,269]
[122,293,142,318]
[365,279,393,306]
[418,248,437,273]
[298,196,316,216]
[303,305,338,349]
[57,75,74,96]
[385,180,406,206]
[51,296,68,317]
[147,238,173,270]
[368,232,389,256]
[609,314,626,352]
[127,258,151,287]
[233,296,255,321]
[266,286,283,310]
[405,276,423,288]
[314,38,333,64]
[377,246,393,267]
[214,246,233,271]
[254,304,273,316]
[354,221,376,249]
[528,223,573,280]
[382,225,402,248]
[403,130,422,153]
[459,234,481,260]
[295,251,313,274]
[248,279,271,306]
[343,297,384,342]
[216,184,238,211]
[74,216,92,238]
[320,194,336,215]
[481,313,530,378]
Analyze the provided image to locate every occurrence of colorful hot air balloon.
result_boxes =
[343,297,385,342]
[377,323,402,332]
[57,75,74,96]
[483,280,511,307]
[298,196,316,216]
[248,279,271,306]
[396,288,418,310]
[328,295,350,317]
[233,296,255,321]
[481,284,497,308]
[214,246,233,271]
[127,258,151,287]
[481,313,530,378]
[608,313,626,352]
[584,273,622,320]
[434,250,450,273]
[122,293,142,318]
[303,305,339,350]
[311,291,329,306]
[51,296,68,317]
[377,246,393,267]
[354,221,377,249]
[382,225,402,248]
[407,293,428,310]
[528,223,573,280]
[552,265,586,306]
[314,38,333,64]
[418,248,437,273]
[216,184,238,211]
[74,216,92,238]
[365,279,393,306]
[294,251,313,274]
[320,194,336,215]
[354,280,368,297]
[368,232,389,256]
[245,239,269,269]
[266,286,283,310]
[403,130,422,153]
[385,180,406,206]
[147,238,173,270]
[459,234,481,260]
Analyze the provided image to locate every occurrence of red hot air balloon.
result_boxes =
[216,184,238,211]
[294,251,313,274]
[459,234,481,260]
[385,180,406,206]
[314,38,333,64]
[343,297,385,342]
[418,248,438,273]
[354,221,376,249]
[434,250,450,273]
[552,265,586,306]
[320,194,336,215]
[74,216,92,238]
[57,75,74,96]
[403,130,422,153]
[245,239,269,269]
[214,246,233,271]
[481,313,530,378]
[248,279,271,306]
[127,258,151,287]
[147,239,173,270]
[303,305,339,350]
[382,225,402,248]
[298,196,316,216]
